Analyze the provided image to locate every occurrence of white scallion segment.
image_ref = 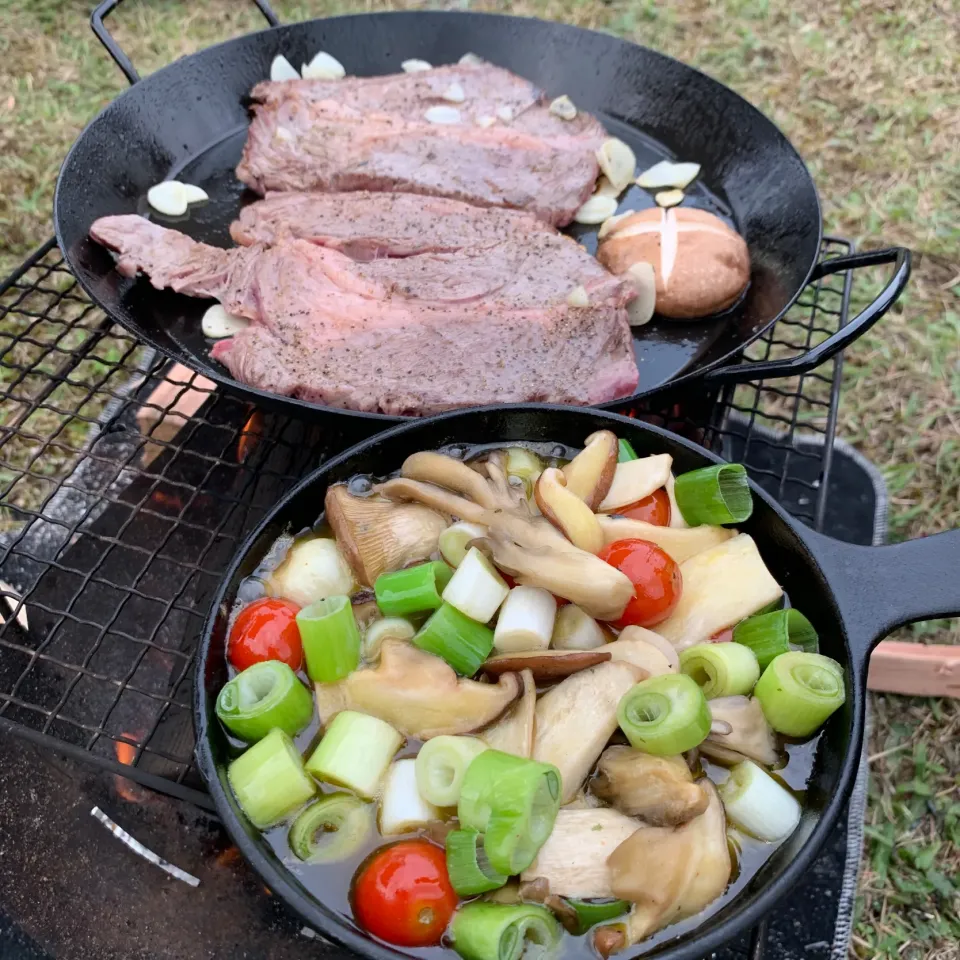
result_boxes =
[270,54,300,82]
[442,82,466,103]
[549,95,577,120]
[496,105,514,123]
[551,604,606,650]
[625,262,657,327]
[201,304,249,339]
[596,138,637,192]
[494,586,557,654]
[363,617,416,660]
[636,160,702,190]
[301,51,345,80]
[566,285,590,308]
[380,759,441,834]
[180,183,209,204]
[441,546,509,624]
[402,59,433,72]
[718,760,801,842]
[439,521,488,568]
[425,105,462,125]
[415,735,488,806]
[306,710,401,799]
[147,181,188,217]
[267,537,355,607]
[460,52,484,66]
[476,115,497,128]
[656,188,685,208]
[574,194,618,226]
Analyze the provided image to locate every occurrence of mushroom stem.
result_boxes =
[402,452,503,509]
[377,477,486,523]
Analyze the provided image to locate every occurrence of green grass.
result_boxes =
[1,0,958,955]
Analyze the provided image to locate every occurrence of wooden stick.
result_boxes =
[867,641,960,698]
[136,364,216,467]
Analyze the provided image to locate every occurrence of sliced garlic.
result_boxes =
[636,160,701,190]
[402,59,432,72]
[496,105,514,123]
[442,82,466,104]
[594,176,623,199]
[202,304,249,339]
[147,181,188,217]
[656,189,685,208]
[598,210,634,240]
[573,194,618,225]
[625,262,657,327]
[549,95,577,121]
[424,105,462,125]
[596,138,637,193]
[302,51,346,80]
[476,115,497,128]
[567,285,590,308]
[180,183,209,204]
[274,126,295,143]
[270,55,300,82]
[459,52,484,66]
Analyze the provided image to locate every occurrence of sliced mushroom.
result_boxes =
[533,661,643,803]
[377,477,486,523]
[598,455,673,513]
[520,808,640,898]
[479,669,536,758]
[316,640,520,739]
[562,431,618,510]
[598,515,734,563]
[701,696,779,766]
[591,746,708,826]
[605,628,677,676]
[483,648,611,681]
[325,486,448,587]
[534,468,604,553]
[402,452,505,510]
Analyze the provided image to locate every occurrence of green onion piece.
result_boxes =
[617,438,638,463]
[227,728,315,828]
[673,463,753,526]
[414,602,495,676]
[374,560,453,617]
[753,651,845,737]
[505,447,544,492]
[215,660,313,742]
[305,710,402,798]
[458,750,561,875]
[450,902,562,960]
[617,673,711,755]
[288,792,373,862]
[680,642,760,699]
[563,899,630,935]
[734,609,819,668]
[296,595,360,683]
[446,828,508,895]
[717,760,801,842]
[415,735,488,807]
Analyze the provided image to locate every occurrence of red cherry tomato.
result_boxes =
[619,488,671,526]
[228,598,302,672]
[598,539,682,629]
[352,841,457,947]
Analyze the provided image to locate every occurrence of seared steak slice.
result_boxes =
[230,191,552,258]
[89,215,639,415]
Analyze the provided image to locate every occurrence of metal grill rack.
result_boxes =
[0,236,853,811]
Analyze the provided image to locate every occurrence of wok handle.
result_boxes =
[703,246,911,386]
[90,0,280,85]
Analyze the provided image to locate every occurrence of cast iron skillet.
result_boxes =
[195,404,960,960]
[54,0,909,429]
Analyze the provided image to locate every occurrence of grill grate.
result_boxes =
[0,236,852,808]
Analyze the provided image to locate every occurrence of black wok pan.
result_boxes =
[55,0,909,430]
[195,404,959,960]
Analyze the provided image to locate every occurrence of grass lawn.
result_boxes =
[1,0,958,955]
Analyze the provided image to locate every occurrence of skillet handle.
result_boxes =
[91,0,280,85]
[703,246,911,386]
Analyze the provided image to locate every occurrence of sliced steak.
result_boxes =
[230,191,552,258]
[89,215,639,415]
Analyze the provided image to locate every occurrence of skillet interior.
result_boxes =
[56,12,822,424]
[194,405,860,960]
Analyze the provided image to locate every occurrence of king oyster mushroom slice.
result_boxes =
[533,660,645,803]
[482,648,611,681]
[598,515,735,564]
[479,668,536,758]
[325,485,448,587]
[701,695,779,766]
[599,454,674,513]
[591,746,708,826]
[534,468,604,553]
[401,451,516,511]
[315,639,520,739]
[561,430,618,510]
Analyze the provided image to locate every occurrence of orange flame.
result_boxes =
[237,410,264,463]
[113,732,148,803]
[215,846,241,868]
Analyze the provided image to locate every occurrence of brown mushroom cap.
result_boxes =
[562,431,618,510]
[482,648,611,681]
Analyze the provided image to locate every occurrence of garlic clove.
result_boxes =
[202,304,249,339]
[549,95,577,120]
[146,181,188,217]
[594,176,623,199]
[401,59,432,72]
[180,183,209,204]
[496,105,514,123]
[625,262,657,327]
[573,194,618,225]
[598,210,634,240]
[459,52,484,66]
[269,55,300,82]
[567,285,590,308]
[475,115,496,128]
[424,105,462,125]
[636,160,701,190]
[441,82,466,104]
[596,138,636,193]
[656,189,685,208]
[301,51,346,80]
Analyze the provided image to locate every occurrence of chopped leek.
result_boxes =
[415,735,488,807]
[442,547,510,623]
[563,899,630,935]
[380,758,441,834]
[288,792,373,862]
[374,560,453,617]
[505,447,545,491]
[446,828,508,895]
[296,595,361,683]
[227,728,315,828]
[718,760,801,841]
[617,439,638,462]
[451,902,562,960]
[673,463,753,526]
[216,660,313,742]
[753,652,845,737]
[493,586,556,653]
[680,642,760,699]
[305,710,401,798]
[414,602,495,675]
[617,673,711,755]
[440,522,488,568]
[734,609,819,668]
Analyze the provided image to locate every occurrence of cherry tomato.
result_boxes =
[228,598,302,671]
[352,841,457,946]
[598,539,681,629]
[619,488,671,526]
[710,628,734,643]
